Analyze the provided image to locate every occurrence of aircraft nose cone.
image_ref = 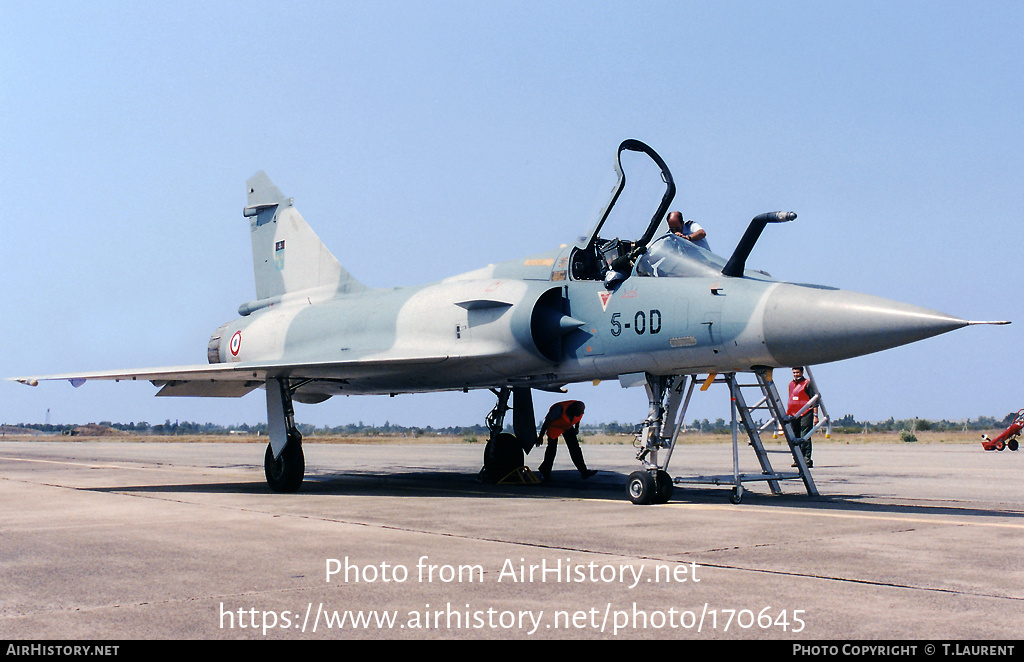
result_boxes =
[762,283,969,367]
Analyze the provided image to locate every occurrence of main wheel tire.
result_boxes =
[484,432,525,482]
[1009,439,1019,451]
[653,470,674,504]
[627,470,657,505]
[265,441,305,493]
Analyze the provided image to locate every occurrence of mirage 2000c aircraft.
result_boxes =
[11,140,1008,504]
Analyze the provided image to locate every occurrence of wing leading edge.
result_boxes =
[8,355,460,398]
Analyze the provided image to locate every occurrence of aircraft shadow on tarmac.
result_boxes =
[85,469,631,502]
[84,469,1024,520]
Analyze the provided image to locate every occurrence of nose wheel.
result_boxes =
[627,470,673,505]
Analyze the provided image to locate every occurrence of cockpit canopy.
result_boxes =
[569,140,675,282]
[570,139,787,285]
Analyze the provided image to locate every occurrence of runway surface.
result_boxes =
[1,439,1021,640]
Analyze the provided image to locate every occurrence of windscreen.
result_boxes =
[635,234,727,278]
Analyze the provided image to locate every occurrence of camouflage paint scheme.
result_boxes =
[11,141,1004,494]
[20,175,973,398]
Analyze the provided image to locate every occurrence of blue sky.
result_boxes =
[2,1,1021,429]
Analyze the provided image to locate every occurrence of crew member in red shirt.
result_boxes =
[787,367,819,467]
[536,400,597,480]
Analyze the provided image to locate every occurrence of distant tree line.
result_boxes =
[825,413,1018,434]
[7,419,495,437]
[7,412,1019,437]
[584,412,1018,436]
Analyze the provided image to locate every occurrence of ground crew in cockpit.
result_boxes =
[536,400,597,481]
[667,211,710,250]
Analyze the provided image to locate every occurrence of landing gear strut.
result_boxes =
[264,378,305,492]
[628,374,690,504]
[479,387,536,483]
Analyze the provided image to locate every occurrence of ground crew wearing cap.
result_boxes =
[536,400,597,480]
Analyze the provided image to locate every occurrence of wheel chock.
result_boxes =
[497,467,541,485]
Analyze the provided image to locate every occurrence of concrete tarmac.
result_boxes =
[1,438,1022,640]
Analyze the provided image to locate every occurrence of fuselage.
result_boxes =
[210,236,969,399]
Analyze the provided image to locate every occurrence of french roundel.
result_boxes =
[229,331,242,356]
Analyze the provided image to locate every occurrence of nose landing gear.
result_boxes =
[627,370,822,504]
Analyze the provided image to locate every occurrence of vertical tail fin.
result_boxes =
[243,171,366,303]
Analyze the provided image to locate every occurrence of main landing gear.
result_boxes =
[479,387,537,483]
[259,380,541,492]
[264,378,305,492]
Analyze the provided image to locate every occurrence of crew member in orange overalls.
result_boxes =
[536,400,597,480]
[787,367,818,467]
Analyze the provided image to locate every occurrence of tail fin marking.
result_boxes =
[244,171,366,303]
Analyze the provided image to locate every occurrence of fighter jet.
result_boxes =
[11,140,1007,502]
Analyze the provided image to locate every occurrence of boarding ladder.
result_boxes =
[654,368,830,502]
[729,368,830,498]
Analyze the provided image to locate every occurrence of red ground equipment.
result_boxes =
[981,409,1023,451]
